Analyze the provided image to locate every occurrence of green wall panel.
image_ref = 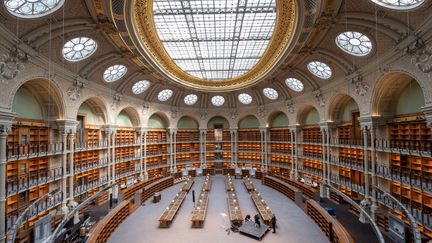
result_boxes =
[239,115,260,128]
[148,114,167,128]
[178,116,198,129]
[12,87,43,120]
[304,108,319,125]
[116,111,133,127]
[396,81,424,115]
[207,116,229,129]
[270,113,288,127]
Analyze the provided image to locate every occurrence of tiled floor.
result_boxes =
[109,176,329,243]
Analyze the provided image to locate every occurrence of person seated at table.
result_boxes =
[254,214,261,228]
[245,214,251,222]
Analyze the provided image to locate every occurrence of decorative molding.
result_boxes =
[257,105,266,118]
[170,106,179,119]
[66,80,85,102]
[142,102,150,115]
[421,105,432,127]
[285,98,294,114]
[0,47,29,83]
[229,108,238,119]
[347,72,369,97]
[312,89,325,107]
[413,44,432,73]
[111,93,122,111]
[199,108,207,120]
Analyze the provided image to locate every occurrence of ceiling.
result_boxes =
[0,0,430,109]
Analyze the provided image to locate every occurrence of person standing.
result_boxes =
[254,214,261,228]
[271,214,277,233]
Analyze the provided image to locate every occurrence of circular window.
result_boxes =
[103,65,127,82]
[211,96,225,107]
[62,37,97,62]
[158,89,173,102]
[4,0,65,18]
[184,94,198,105]
[370,0,424,10]
[336,31,372,56]
[285,78,304,92]
[132,80,150,94]
[307,61,332,79]
[263,88,279,100]
[238,93,253,105]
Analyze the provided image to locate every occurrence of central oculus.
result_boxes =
[153,0,277,81]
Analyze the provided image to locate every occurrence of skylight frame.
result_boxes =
[62,37,97,62]
[285,78,304,92]
[103,64,127,82]
[307,61,332,80]
[4,0,65,18]
[370,0,425,10]
[238,93,253,105]
[263,87,278,100]
[132,80,151,94]
[153,0,277,81]
[211,95,225,106]
[335,31,372,57]
[184,94,198,105]
[158,89,173,102]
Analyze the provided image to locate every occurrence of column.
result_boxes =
[106,129,111,184]
[260,128,266,172]
[320,128,327,183]
[230,129,237,167]
[137,128,144,179]
[326,128,331,183]
[290,130,295,179]
[362,127,370,200]
[0,111,13,243]
[370,127,378,220]
[199,129,205,168]
[173,129,177,171]
[289,126,299,179]
[111,129,116,183]
[60,130,68,211]
[143,129,148,179]
[68,129,75,202]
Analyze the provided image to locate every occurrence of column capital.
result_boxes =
[259,126,268,132]
[135,127,147,135]
[421,105,432,127]
[56,119,79,133]
[0,109,15,133]
[358,115,386,130]
[102,124,117,134]
[319,121,335,132]
[288,124,301,133]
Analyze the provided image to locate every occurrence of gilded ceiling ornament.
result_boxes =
[0,48,29,83]
[131,0,297,91]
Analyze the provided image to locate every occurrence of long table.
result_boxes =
[181,177,195,192]
[227,191,243,226]
[159,191,188,228]
[242,177,255,192]
[191,176,212,228]
[250,191,273,225]
[225,175,235,191]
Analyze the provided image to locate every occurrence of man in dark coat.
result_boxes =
[271,214,277,233]
[254,214,261,228]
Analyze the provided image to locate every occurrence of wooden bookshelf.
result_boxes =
[7,120,49,158]
[306,199,353,243]
[263,176,302,205]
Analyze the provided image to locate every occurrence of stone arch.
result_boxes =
[115,106,141,127]
[238,114,261,129]
[147,112,170,129]
[371,71,426,117]
[266,110,289,127]
[296,104,320,125]
[177,115,199,129]
[207,115,230,129]
[75,97,108,125]
[11,78,65,121]
[327,93,360,122]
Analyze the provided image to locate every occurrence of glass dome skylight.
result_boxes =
[158,89,173,102]
[211,96,225,106]
[62,37,97,62]
[4,0,64,18]
[184,94,198,105]
[263,87,278,100]
[285,78,304,92]
[238,93,253,105]
[370,0,424,10]
[103,65,127,82]
[336,31,372,56]
[307,61,332,79]
[132,80,150,94]
[153,0,276,81]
